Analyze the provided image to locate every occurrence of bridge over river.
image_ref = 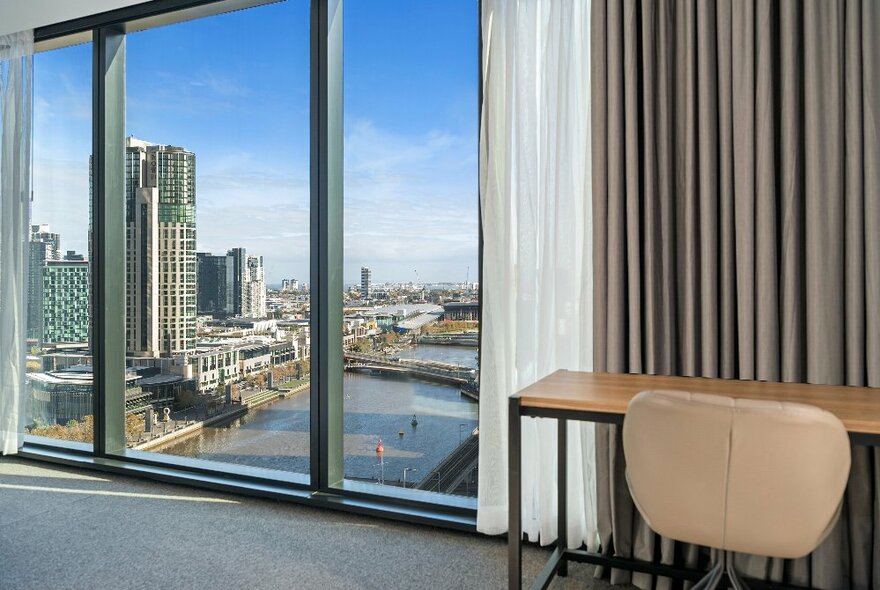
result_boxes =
[344,352,479,398]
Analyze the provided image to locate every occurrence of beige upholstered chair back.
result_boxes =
[623,390,851,559]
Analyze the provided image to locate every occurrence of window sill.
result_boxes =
[16,442,478,533]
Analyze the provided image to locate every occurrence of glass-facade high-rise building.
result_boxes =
[27,224,61,341]
[124,137,197,357]
[196,252,228,317]
[40,256,91,345]
[196,248,266,319]
[27,225,90,346]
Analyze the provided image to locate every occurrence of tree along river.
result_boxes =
[152,344,479,493]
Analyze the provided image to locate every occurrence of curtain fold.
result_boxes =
[592,0,880,588]
[0,30,34,456]
[478,0,597,550]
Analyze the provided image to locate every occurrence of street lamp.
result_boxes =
[459,423,467,445]
[373,460,388,485]
[403,467,419,489]
[467,465,478,496]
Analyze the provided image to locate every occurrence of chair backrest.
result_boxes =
[623,389,851,559]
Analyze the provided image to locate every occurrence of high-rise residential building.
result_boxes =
[196,252,229,317]
[360,267,372,299]
[197,248,266,319]
[40,254,91,344]
[124,137,197,357]
[27,224,61,340]
[242,252,267,318]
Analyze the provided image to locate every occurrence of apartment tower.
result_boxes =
[40,253,91,345]
[27,224,61,340]
[360,266,371,300]
[196,247,266,319]
[125,137,197,357]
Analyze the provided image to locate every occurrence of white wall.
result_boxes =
[0,0,152,37]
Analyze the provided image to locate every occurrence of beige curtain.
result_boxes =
[591,0,880,588]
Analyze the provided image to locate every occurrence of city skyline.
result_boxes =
[31,0,479,285]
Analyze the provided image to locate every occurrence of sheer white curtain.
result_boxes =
[478,0,596,549]
[0,30,34,455]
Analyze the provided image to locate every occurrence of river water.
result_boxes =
[152,345,479,491]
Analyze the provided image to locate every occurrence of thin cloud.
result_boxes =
[31,108,478,284]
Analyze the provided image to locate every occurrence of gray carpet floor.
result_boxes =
[0,456,635,590]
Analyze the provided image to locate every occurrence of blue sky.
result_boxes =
[32,0,478,285]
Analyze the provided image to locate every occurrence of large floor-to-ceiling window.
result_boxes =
[24,0,479,519]
[342,1,479,498]
[119,0,312,479]
[25,35,94,448]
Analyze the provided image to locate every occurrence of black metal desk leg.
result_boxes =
[509,397,522,589]
[558,418,568,577]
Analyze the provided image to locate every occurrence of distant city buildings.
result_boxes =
[27,225,91,346]
[197,247,266,319]
[196,252,228,316]
[442,301,479,321]
[123,137,197,357]
[281,278,300,292]
[241,251,267,318]
[40,256,91,344]
[27,224,61,340]
[360,266,372,299]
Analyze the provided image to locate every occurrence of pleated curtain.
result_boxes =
[591,0,880,588]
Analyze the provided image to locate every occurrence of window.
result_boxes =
[342,0,480,498]
[121,1,311,477]
[29,0,480,520]
[25,36,94,447]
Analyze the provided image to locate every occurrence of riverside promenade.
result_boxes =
[134,382,309,451]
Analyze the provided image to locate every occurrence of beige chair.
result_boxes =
[623,390,851,589]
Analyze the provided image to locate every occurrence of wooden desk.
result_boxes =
[508,370,880,590]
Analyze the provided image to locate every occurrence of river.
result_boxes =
[152,344,479,493]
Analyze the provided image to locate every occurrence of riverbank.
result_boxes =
[241,382,309,410]
[145,344,478,486]
[135,382,310,451]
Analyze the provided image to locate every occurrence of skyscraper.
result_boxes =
[196,248,266,319]
[40,254,91,345]
[125,137,197,356]
[27,224,61,340]
[360,267,372,300]
[196,252,229,317]
[241,252,267,318]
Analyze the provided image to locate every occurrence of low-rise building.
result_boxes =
[27,366,144,426]
[189,345,241,392]
[237,343,272,378]
[442,301,480,321]
[209,317,277,333]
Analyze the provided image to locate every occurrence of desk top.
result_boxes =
[513,370,880,435]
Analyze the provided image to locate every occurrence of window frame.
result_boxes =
[24,0,482,530]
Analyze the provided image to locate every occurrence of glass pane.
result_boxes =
[119,0,311,476]
[25,38,95,446]
[343,1,480,496]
